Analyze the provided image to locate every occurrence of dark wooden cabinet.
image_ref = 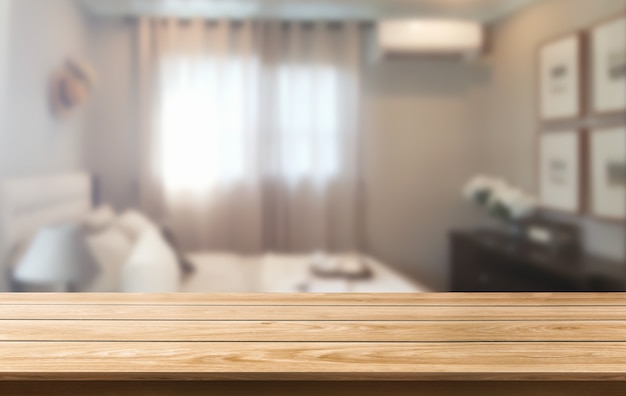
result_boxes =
[450,230,625,292]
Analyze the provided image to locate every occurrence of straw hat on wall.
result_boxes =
[50,58,97,118]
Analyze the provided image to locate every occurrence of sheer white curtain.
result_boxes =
[137,19,362,253]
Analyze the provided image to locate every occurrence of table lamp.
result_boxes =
[14,224,94,292]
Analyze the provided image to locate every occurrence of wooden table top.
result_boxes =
[1,293,625,381]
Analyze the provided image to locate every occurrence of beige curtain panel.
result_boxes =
[137,19,363,253]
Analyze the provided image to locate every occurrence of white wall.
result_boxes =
[0,0,92,180]
[0,0,13,292]
[0,0,12,131]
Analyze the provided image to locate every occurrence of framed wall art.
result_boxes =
[589,124,625,222]
[590,14,626,115]
[538,130,583,214]
[538,34,583,122]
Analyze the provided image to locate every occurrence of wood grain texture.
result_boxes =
[2,320,626,342]
[1,292,625,305]
[2,304,625,321]
[0,293,625,387]
[2,341,626,380]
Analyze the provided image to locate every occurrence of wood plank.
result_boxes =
[2,293,625,386]
[1,342,626,381]
[2,320,626,342]
[1,293,625,306]
[1,304,624,321]
[1,381,626,396]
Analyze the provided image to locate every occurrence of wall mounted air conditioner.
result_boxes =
[376,19,484,60]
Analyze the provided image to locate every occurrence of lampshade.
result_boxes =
[14,224,94,286]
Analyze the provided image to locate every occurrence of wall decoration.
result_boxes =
[538,34,582,121]
[50,58,97,119]
[589,125,625,221]
[590,15,626,115]
[538,130,582,213]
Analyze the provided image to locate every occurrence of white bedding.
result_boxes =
[180,253,428,293]
[1,173,428,294]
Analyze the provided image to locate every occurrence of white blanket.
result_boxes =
[179,253,428,293]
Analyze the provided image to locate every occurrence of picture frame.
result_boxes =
[589,14,626,116]
[538,33,583,122]
[588,124,626,222]
[538,130,583,214]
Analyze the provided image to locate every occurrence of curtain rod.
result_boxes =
[122,16,374,27]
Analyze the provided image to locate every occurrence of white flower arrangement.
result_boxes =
[463,175,536,222]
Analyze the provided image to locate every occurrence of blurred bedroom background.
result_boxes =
[0,0,624,293]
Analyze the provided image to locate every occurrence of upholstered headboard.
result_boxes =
[0,172,92,291]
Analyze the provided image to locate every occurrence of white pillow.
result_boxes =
[84,226,133,292]
[83,205,116,232]
[115,209,157,242]
[122,229,181,293]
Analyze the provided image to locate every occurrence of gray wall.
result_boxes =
[83,19,139,210]
[362,52,490,290]
[486,0,626,261]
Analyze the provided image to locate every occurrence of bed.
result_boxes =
[0,172,429,293]
[180,253,424,293]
